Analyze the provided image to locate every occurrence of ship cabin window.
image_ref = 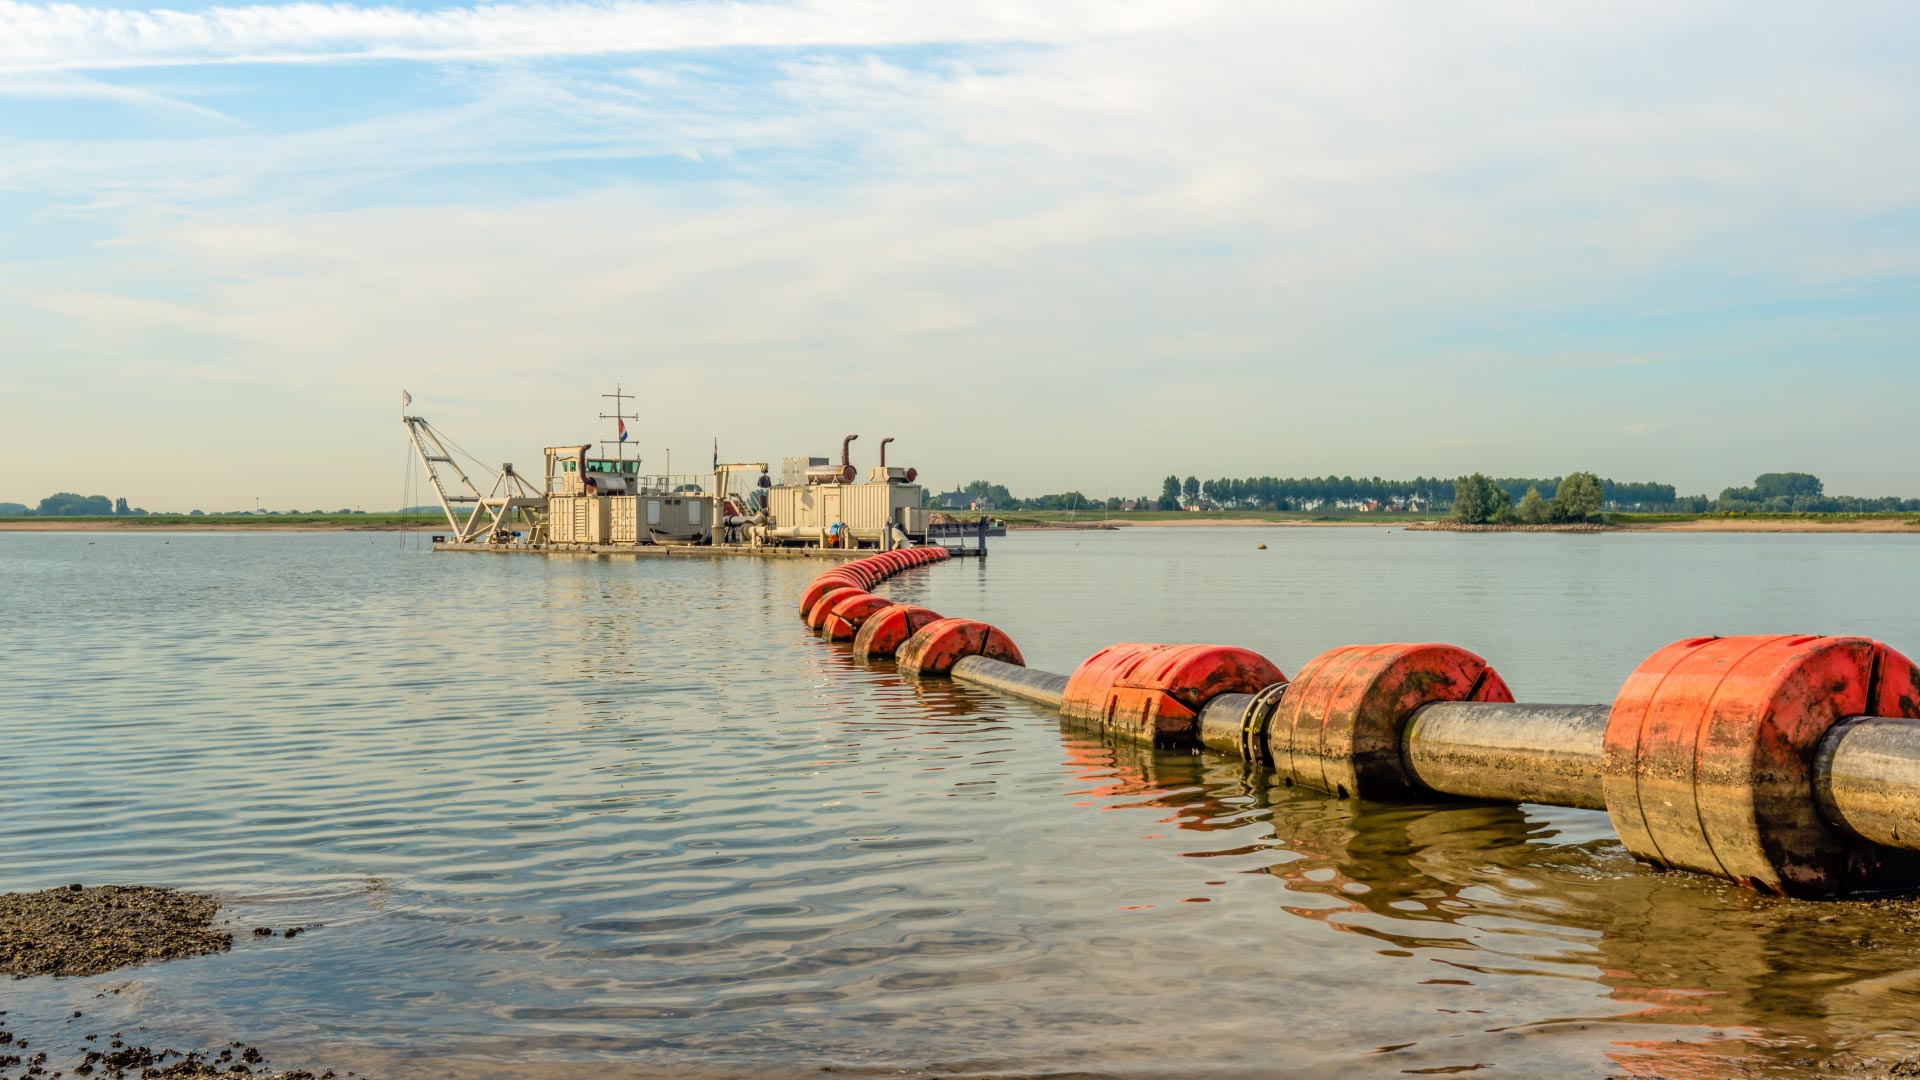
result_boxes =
[562,461,577,472]
[584,460,640,476]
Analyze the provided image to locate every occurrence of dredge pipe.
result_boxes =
[1402,702,1609,811]
[1815,716,1920,850]
[942,655,1920,862]
[1197,693,1258,757]
[950,656,1068,711]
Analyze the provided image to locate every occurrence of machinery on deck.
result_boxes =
[403,391,934,552]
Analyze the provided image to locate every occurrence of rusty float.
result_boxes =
[821,593,895,642]
[1265,642,1512,800]
[941,634,1920,898]
[1060,644,1285,748]
[1602,634,1920,897]
[785,549,1920,896]
[796,545,950,622]
[896,618,1025,678]
[803,584,867,630]
[851,604,946,662]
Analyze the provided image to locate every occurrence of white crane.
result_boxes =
[401,406,546,544]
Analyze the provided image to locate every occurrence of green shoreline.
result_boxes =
[994,509,1920,531]
[3,509,1918,533]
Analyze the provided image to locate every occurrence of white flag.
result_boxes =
[401,389,412,408]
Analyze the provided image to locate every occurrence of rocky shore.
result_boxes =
[0,886,349,1080]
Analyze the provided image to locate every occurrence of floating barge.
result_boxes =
[403,392,987,560]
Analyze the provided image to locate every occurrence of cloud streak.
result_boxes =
[5,1,1920,506]
[0,0,1172,72]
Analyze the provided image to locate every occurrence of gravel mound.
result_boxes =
[0,885,231,978]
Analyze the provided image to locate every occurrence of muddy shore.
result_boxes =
[0,886,230,979]
[0,886,343,1080]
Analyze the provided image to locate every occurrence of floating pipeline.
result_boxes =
[792,555,1920,898]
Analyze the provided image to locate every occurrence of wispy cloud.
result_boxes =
[0,0,1174,72]
[0,70,239,120]
[5,0,1920,505]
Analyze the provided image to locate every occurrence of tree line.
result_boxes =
[1450,472,1608,524]
[944,470,1917,519]
[0,493,374,517]
[1714,472,1920,514]
[0,493,149,517]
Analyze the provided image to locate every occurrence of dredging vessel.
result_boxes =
[401,390,984,559]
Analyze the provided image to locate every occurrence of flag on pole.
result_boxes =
[401,389,411,408]
[618,418,629,443]
[712,438,718,471]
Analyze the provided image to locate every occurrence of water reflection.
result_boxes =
[1040,708,1920,1077]
[8,530,1920,1079]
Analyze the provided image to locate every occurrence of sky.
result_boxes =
[2,0,1918,510]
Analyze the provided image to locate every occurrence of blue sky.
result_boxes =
[2,0,1919,509]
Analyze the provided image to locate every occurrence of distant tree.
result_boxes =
[1104,496,1122,511]
[1552,471,1605,522]
[963,480,1015,506]
[1516,486,1549,525]
[1158,475,1181,510]
[0,502,26,516]
[1752,472,1824,500]
[189,509,205,517]
[1488,483,1513,523]
[1182,476,1200,505]
[1451,474,1508,524]
[114,497,130,515]
[1718,472,1828,511]
[35,493,114,516]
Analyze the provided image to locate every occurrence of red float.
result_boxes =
[803,585,866,631]
[896,618,1025,678]
[1270,643,1512,800]
[1061,644,1169,723]
[821,594,895,641]
[851,605,944,662]
[1061,643,1285,747]
[798,577,853,619]
[1602,634,1920,897]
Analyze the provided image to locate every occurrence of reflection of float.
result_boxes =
[936,634,1920,900]
[1031,720,1920,1077]
[785,546,1920,1070]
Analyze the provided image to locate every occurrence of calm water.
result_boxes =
[6,527,1920,1079]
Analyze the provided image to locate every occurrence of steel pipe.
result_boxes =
[1197,692,1257,757]
[945,658,1920,872]
[950,656,1068,710]
[1403,702,1609,811]
[1816,716,1920,850]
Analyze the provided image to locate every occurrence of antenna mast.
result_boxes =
[599,384,638,463]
